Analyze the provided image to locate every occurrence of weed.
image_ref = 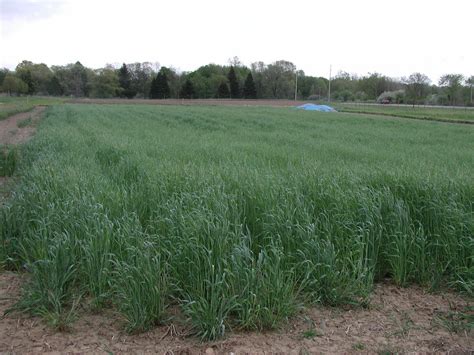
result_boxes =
[433,306,474,333]
[17,117,32,128]
[352,342,365,350]
[302,328,322,339]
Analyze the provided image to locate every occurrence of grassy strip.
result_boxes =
[335,104,474,123]
[0,96,65,120]
[1,104,472,339]
[338,108,474,124]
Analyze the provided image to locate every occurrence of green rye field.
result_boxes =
[1,104,473,339]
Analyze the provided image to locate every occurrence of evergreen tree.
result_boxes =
[157,71,171,99]
[149,75,158,99]
[243,72,257,99]
[216,82,230,98]
[227,66,240,98]
[118,63,136,98]
[150,70,170,99]
[180,79,195,99]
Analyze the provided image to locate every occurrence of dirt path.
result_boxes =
[0,272,472,354]
[0,106,46,146]
[67,98,308,107]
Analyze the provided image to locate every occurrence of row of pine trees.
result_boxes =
[145,66,257,99]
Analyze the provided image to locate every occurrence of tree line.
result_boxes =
[1,59,473,106]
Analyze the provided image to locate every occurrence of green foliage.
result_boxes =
[337,104,474,122]
[150,69,170,99]
[357,73,399,100]
[0,68,9,87]
[0,147,18,177]
[46,75,63,96]
[15,60,55,95]
[230,247,298,330]
[187,64,227,98]
[439,74,465,105]
[403,72,431,105]
[216,82,230,98]
[90,67,121,98]
[0,104,473,341]
[16,61,36,95]
[118,63,137,98]
[228,66,240,98]
[119,62,156,99]
[180,79,195,99]
[3,60,474,105]
[377,90,405,104]
[334,89,354,102]
[114,247,169,333]
[243,72,257,99]
[254,60,296,99]
[6,235,79,330]
[52,61,90,97]
[0,96,64,121]
[1,75,28,95]
[298,76,327,99]
[433,306,474,333]
[353,342,366,351]
[17,117,32,128]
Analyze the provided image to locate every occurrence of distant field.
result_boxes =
[0,96,65,120]
[1,104,473,340]
[69,98,474,123]
[3,96,474,124]
[337,103,474,123]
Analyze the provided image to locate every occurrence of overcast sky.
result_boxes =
[1,0,472,82]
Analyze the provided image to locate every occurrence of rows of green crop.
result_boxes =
[0,146,18,177]
[1,104,473,340]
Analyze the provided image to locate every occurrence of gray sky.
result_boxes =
[1,0,472,82]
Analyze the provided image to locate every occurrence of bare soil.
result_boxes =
[0,272,472,354]
[0,106,46,146]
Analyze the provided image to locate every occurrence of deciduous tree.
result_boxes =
[90,67,120,98]
[403,73,431,106]
[264,60,296,99]
[439,74,464,106]
[1,74,28,95]
[47,75,63,96]
[466,76,474,105]
[0,68,8,87]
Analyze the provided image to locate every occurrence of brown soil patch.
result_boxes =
[0,106,46,146]
[0,272,472,354]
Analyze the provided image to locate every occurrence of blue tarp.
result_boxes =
[296,103,337,112]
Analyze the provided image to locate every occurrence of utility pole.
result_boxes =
[328,64,332,103]
[294,70,298,101]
